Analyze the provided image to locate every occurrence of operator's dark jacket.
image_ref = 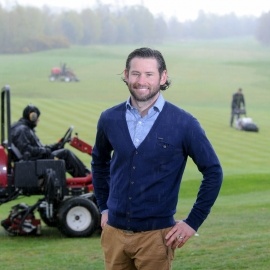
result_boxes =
[231,92,245,110]
[11,118,58,160]
[11,118,87,177]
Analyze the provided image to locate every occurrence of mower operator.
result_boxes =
[91,47,223,270]
[11,105,90,177]
[230,88,245,127]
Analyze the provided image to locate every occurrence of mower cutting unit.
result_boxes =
[232,109,259,132]
[0,85,100,237]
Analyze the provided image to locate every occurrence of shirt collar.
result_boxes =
[126,93,165,112]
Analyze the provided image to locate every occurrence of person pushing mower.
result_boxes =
[230,88,246,127]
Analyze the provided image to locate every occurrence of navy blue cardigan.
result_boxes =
[91,101,223,232]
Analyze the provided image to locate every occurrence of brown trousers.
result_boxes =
[101,224,174,270]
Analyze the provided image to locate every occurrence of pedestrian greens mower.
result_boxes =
[232,108,259,132]
[0,85,100,237]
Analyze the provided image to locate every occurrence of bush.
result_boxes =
[21,35,70,53]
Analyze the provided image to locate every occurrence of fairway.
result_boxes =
[0,38,269,269]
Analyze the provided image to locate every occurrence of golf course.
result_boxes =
[0,38,269,269]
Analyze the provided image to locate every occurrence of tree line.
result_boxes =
[0,4,269,54]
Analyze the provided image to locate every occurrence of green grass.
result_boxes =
[0,38,270,269]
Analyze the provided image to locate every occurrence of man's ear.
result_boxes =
[160,70,167,85]
[124,69,129,81]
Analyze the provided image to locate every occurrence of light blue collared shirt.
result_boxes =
[126,94,165,148]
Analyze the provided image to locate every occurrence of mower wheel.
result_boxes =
[57,197,100,237]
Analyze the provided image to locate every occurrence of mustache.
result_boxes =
[133,83,149,89]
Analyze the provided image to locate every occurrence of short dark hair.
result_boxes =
[123,47,171,90]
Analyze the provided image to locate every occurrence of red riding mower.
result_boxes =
[49,63,79,82]
[0,85,100,237]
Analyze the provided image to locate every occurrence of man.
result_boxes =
[230,88,245,127]
[91,47,223,270]
[11,105,89,177]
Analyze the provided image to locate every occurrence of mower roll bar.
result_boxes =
[1,85,12,174]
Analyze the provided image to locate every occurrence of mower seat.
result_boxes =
[10,143,23,161]
[2,140,23,161]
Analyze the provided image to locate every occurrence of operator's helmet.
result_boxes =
[22,105,41,123]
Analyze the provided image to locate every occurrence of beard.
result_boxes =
[128,83,160,102]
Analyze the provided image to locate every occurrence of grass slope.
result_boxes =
[0,38,269,269]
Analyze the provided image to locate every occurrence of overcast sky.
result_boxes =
[1,0,270,21]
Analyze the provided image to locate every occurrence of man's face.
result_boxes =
[124,57,167,102]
